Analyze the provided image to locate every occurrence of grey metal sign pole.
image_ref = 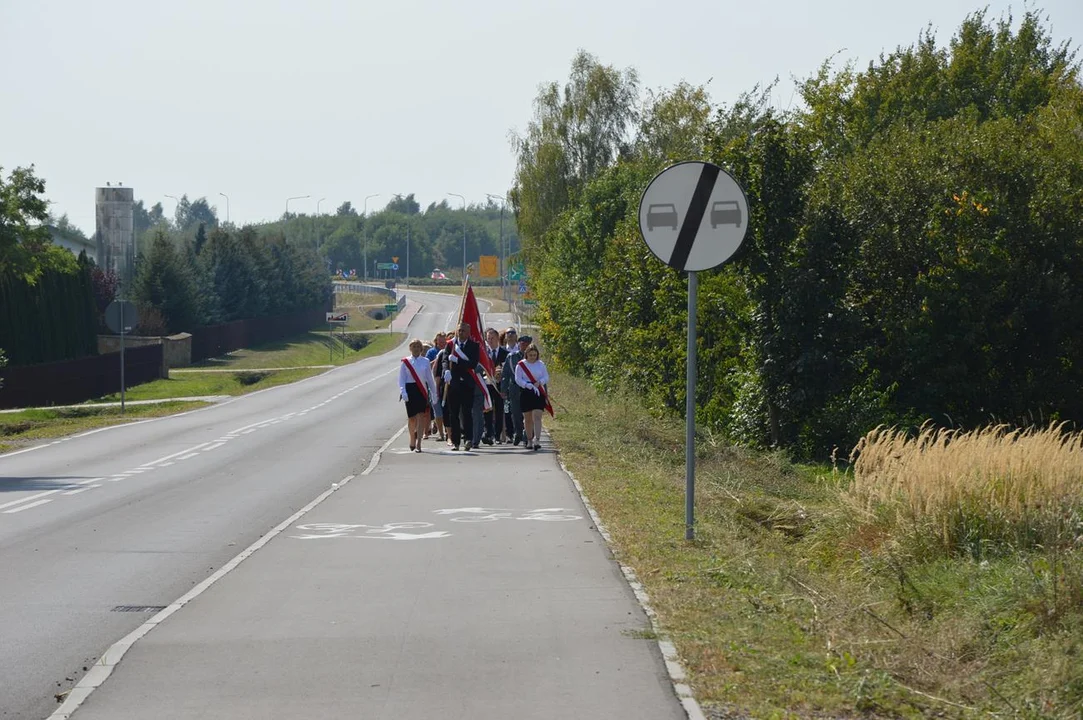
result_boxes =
[638,161,750,541]
[685,271,697,540]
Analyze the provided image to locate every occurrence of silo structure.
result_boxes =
[95,186,135,284]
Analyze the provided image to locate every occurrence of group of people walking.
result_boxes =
[397,322,551,453]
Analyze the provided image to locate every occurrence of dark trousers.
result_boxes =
[485,386,504,440]
[447,380,474,447]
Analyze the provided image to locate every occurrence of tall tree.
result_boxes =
[131,230,200,333]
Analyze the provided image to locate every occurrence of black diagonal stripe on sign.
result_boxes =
[669,164,720,271]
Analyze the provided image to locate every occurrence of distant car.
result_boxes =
[431,269,447,280]
[710,201,742,228]
[647,203,679,231]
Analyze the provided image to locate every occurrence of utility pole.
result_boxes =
[363,194,379,282]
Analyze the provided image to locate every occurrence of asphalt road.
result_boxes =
[0,291,462,720]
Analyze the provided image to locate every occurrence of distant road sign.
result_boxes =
[518,280,527,294]
[638,161,749,272]
[384,304,398,313]
[509,263,526,281]
[478,255,498,278]
[104,300,138,335]
[392,256,399,263]
[376,262,398,271]
[326,311,348,323]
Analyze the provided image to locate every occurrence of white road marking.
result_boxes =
[0,489,65,510]
[175,453,201,460]
[204,442,226,451]
[79,477,105,485]
[141,442,212,467]
[3,498,53,513]
[64,486,100,495]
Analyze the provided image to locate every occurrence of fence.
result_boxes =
[189,307,329,363]
[0,343,164,410]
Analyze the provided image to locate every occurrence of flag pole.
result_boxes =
[457,273,470,324]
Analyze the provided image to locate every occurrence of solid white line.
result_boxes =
[203,442,225,451]
[48,423,409,720]
[0,489,64,511]
[3,498,53,514]
[175,453,200,461]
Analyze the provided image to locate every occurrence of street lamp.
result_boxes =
[165,194,181,227]
[316,197,326,250]
[285,195,309,244]
[448,192,466,278]
[487,193,507,295]
[218,192,230,225]
[363,193,379,281]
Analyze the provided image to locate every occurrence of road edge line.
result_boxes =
[48,423,409,720]
[555,448,708,720]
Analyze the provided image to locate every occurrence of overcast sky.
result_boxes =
[2,0,1081,234]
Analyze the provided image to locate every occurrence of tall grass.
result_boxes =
[849,423,1083,556]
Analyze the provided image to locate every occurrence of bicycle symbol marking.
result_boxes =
[290,522,449,540]
[432,507,582,523]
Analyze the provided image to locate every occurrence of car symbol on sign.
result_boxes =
[647,203,679,231]
[710,201,742,229]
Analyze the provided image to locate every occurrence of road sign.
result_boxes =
[326,311,348,323]
[104,300,138,335]
[637,161,752,542]
[384,304,398,313]
[376,262,398,271]
[638,161,749,272]
[478,255,498,278]
[509,263,526,280]
[523,299,538,306]
[518,280,527,294]
[392,256,399,263]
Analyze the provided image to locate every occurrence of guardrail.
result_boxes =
[332,282,396,299]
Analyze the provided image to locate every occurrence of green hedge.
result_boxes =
[0,259,98,367]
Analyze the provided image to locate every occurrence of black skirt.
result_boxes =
[520,387,546,412]
[404,383,429,417]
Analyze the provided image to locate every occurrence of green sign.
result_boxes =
[524,299,538,306]
[509,263,526,281]
[384,304,398,313]
[376,262,396,271]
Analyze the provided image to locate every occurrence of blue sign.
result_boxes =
[518,281,527,294]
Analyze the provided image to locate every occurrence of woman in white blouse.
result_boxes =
[514,343,550,451]
[399,339,439,452]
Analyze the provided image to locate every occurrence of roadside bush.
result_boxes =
[341,333,370,351]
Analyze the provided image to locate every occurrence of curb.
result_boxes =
[556,448,708,720]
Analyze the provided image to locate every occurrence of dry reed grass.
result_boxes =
[848,422,1083,555]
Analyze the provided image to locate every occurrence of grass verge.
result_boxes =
[547,372,1083,719]
[101,331,405,401]
[0,402,207,455]
[333,292,395,331]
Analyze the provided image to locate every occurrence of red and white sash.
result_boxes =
[517,360,554,417]
[401,357,429,405]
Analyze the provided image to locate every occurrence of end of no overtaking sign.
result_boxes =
[637,161,749,272]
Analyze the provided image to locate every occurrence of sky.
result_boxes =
[2,0,1081,234]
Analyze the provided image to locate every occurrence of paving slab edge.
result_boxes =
[555,446,708,720]
[48,424,409,720]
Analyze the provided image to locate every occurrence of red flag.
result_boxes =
[460,284,496,378]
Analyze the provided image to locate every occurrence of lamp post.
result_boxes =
[316,197,326,250]
[218,192,230,225]
[363,193,379,281]
[487,193,507,295]
[448,192,466,279]
[285,195,309,244]
[165,194,181,227]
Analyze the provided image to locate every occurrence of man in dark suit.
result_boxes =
[441,321,481,451]
[482,327,509,444]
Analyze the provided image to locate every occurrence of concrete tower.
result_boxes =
[95,185,135,284]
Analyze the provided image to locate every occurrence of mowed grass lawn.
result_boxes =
[547,372,1083,718]
[0,330,405,455]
